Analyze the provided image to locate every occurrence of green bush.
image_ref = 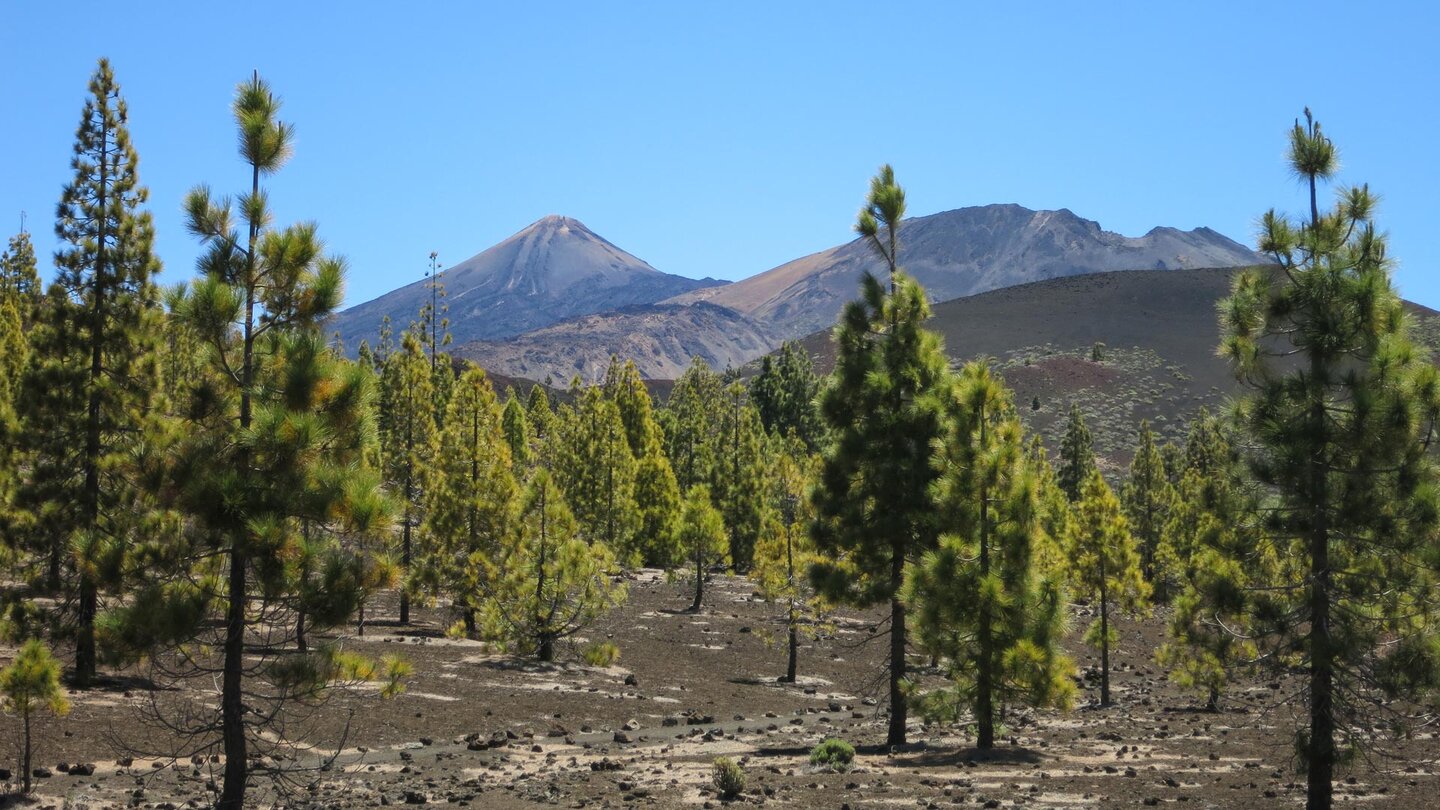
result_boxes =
[809,737,856,770]
[711,756,746,799]
[581,641,621,667]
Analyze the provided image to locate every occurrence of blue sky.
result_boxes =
[3,2,1437,308]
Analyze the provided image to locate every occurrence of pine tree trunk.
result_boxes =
[538,634,555,662]
[785,601,799,684]
[691,552,704,612]
[357,601,366,637]
[976,466,995,749]
[1306,356,1334,810]
[887,540,908,747]
[400,508,412,625]
[22,711,31,794]
[296,609,307,652]
[463,605,477,636]
[1099,561,1111,707]
[75,577,97,688]
[219,545,248,810]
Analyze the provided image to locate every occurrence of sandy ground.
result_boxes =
[1,571,1437,808]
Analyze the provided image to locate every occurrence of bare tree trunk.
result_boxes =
[887,540,908,747]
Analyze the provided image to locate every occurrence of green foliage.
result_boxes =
[379,332,439,623]
[751,432,825,681]
[421,366,517,636]
[749,340,824,449]
[1216,110,1440,806]
[0,230,40,326]
[711,384,769,571]
[661,357,725,492]
[129,72,399,810]
[810,165,949,746]
[485,471,627,661]
[604,359,684,567]
[12,58,164,686]
[502,393,532,468]
[711,756,746,799]
[678,484,728,611]
[905,362,1074,747]
[1,639,70,793]
[1071,469,1149,706]
[1120,420,1174,591]
[551,385,640,557]
[808,737,855,770]
[580,641,621,667]
[1056,403,1096,502]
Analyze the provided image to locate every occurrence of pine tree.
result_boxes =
[502,393,532,469]
[1120,420,1173,590]
[13,59,163,686]
[123,73,405,809]
[662,357,725,492]
[552,386,640,557]
[1026,437,1073,578]
[809,166,950,746]
[711,383,769,572]
[1070,469,1149,706]
[379,331,438,625]
[679,485,728,612]
[0,230,41,325]
[751,432,824,682]
[749,341,824,449]
[604,359,684,566]
[485,471,626,661]
[1056,403,1096,502]
[422,366,517,636]
[904,361,1074,748]
[1217,110,1440,810]
[0,639,70,794]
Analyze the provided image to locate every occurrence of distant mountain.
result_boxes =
[453,302,780,384]
[786,267,1440,469]
[331,215,725,351]
[670,204,1266,341]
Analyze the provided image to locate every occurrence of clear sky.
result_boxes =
[3,2,1437,308]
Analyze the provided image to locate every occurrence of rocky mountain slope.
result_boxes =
[331,215,725,350]
[453,302,780,384]
[673,204,1265,341]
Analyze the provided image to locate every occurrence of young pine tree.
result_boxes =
[1,639,71,794]
[749,340,824,450]
[552,386,640,556]
[679,485,728,612]
[1070,469,1149,707]
[809,166,949,746]
[502,393,532,469]
[1120,420,1173,591]
[711,383,769,572]
[0,230,41,325]
[379,331,439,624]
[662,357,725,493]
[603,359,684,566]
[422,366,517,637]
[130,74,405,810]
[1218,110,1440,810]
[14,58,163,686]
[1056,403,1096,502]
[751,433,824,682]
[486,471,626,661]
[904,361,1074,748]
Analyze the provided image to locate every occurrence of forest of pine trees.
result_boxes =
[1,63,1437,810]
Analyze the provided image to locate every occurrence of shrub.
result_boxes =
[581,641,621,667]
[711,756,746,799]
[809,737,856,770]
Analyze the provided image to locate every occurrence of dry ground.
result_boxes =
[3,571,1438,808]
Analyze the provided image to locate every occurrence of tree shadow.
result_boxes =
[889,745,1045,768]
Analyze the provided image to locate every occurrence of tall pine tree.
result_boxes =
[1217,110,1440,810]
[378,331,438,624]
[1070,469,1149,706]
[809,166,949,746]
[1056,403,1096,502]
[15,58,163,686]
[904,361,1074,748]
